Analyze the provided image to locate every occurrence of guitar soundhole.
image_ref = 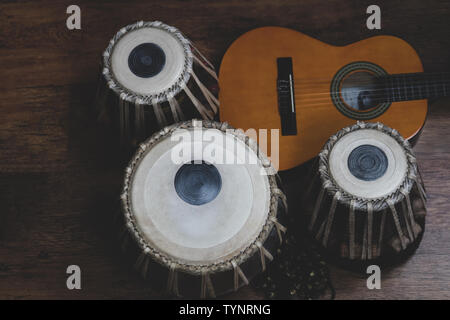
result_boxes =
[340,71,380,112]
[331,61,391,120]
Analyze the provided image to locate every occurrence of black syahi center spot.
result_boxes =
[347,144,388,181]
[128,43,166,78]
[174,161,222,206]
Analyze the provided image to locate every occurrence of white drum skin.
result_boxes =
[119,120,287,298]
[329,129,407,199]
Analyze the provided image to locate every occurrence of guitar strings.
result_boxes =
[258,73,450,109]
[282,82,449,109]
[293,75,450,89]
[290,80,449,99]
[292,85,448,100]
[291,71,450,84]
[290,90,447,108]
[292,72,450,90]
[289,86,448,104]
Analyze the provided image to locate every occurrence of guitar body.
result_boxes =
[219,27,427,171]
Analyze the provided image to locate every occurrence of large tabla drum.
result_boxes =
[119,120,287,297]
[303,122,426,264]
[95,21,219,146]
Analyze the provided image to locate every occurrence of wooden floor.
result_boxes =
[0,0,449,299]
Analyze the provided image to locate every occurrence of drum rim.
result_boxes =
[318,121,422,212]
[121,120,284,275]
[102,21,193,105]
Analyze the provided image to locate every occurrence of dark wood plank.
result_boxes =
[0,0,449,299]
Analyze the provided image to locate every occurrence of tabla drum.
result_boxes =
[303,122,426,264]
[118,120,287,298]
[94,21,219,146]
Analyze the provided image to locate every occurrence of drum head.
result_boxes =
[129,126,271,266]
[329,128,407,199]
[109,22,192,98]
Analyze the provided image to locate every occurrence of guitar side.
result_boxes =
[219,27,427,171]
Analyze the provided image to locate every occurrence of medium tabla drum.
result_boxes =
[118,120,287,298]
[94,21,219,146]
[303,122,426,264]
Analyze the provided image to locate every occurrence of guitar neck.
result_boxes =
[381,72,450,102]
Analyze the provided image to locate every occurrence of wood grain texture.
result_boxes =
[0,0,449,299]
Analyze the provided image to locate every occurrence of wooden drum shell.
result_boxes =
[117,120,288,298]
[94,21,219,147]
[302,122,426,266]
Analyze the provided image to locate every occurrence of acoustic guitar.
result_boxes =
[219,27,449,171]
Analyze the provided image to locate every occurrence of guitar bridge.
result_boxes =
[277,57,297,135]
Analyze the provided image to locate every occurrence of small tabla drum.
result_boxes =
[94,21,219,146]
[118,120,287,298]
[303,122,426,264]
